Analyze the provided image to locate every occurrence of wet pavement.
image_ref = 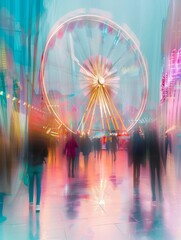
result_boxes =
[0,149,181,240]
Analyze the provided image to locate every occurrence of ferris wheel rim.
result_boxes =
[40,13,149,134]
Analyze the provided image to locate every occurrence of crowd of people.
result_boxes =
[63,133,120,178]
[0,124,173,219]
[128,124,172,203]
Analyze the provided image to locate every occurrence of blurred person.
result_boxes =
[147,125,163,202]
[81,134,92,169]
[110,134,119,162]
[64,134,78,178]
[0,128,10,222]
[131,126,146,187]
[74,133,81,173]
[161,132,172,172]
[175,133,181,178]
[106,137,111,158]
[127,137,133,167]
[96,138,102,160]
[27,131,48,212]
[129,188,144,230]
[92,138,97,158]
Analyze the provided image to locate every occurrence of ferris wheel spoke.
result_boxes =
[101,87,119,129]
[105,97,119,130]
[103,87,126,130]
[100,87,118,130]
[48,64,81,78]
[117,51,137,72]
[88,90,99,133]
[103,69,117,80]
[77,87,98,131]
[72,29,89,61]
[106,30,122,58]
[86,23,94,57]
[98,90,105,131]
[73,28,99,74]
[119,56,135,73]
[81,90,99,132]
[107,45,114,59]
[70,32,96,79]
[99,40,103,58]
[104,88,124,129]
[106,41,119,59]
[72,55,96,79]
[83,59,96,76]
[99,87,111,131]
[71,31,96,77]
[111,49,128,69]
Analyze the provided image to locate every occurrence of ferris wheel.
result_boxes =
[40,11,148,135]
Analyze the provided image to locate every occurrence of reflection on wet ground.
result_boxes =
[0,149,181,240]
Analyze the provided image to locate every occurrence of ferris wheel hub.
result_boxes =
[97,76,105,85]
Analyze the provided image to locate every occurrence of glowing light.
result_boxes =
[98,76,105,85]
[92,179,107,207]
[0,42,7,70]
[40,14,148,134]
[46,128,51,134]
[77,55,125,133]
[161,48,181,102]
[99,199,105,205]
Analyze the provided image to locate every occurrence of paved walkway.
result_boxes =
[0,149,181,240]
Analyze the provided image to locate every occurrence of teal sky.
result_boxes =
[0,0,170,109]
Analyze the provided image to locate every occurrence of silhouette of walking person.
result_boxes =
[110,135,119,162]
[131,126,146,187]
[82,134,92,170]
[147,125,163,203]
[64,134,78,178]
[28,131,48,212]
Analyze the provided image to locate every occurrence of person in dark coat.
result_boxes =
[92,138,97,158]
[64,134,78,178]
[106,137,111,158]
[147,125,163,202]
[81,134,92,169]
[110,135,119,162]
[28,132,48,212]
[96,138,102,160]
[0,128,10,222]
[161,132,172,172]
[131,126,146,187]
[74,133,81,173]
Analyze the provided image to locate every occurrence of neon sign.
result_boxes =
[161,48,181,102]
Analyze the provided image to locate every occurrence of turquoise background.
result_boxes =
[0,0,170,108]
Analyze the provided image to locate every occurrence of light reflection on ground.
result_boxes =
[0,149,181,240]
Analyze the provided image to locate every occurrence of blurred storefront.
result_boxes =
[160,0,181,175]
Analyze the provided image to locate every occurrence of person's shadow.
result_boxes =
[65,179,90,219]
[0,193,7,223]
[129,190,173,239]
[146,205,172,240]
[29,209,40,240]
[129,188,144,230]
[65,181,80,219]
